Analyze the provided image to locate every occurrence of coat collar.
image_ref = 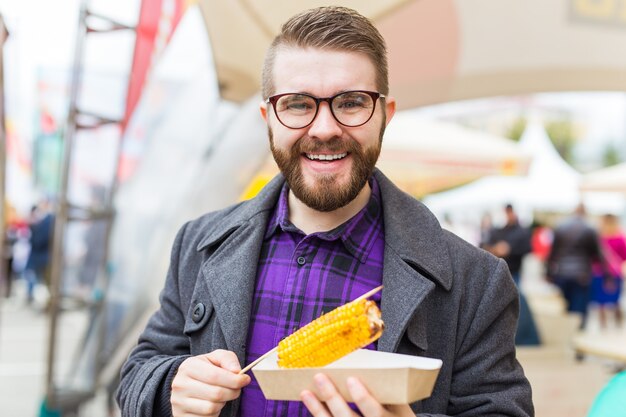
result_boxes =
[196,170,452,292]
[196,173,285,252]
[373,170,452,291]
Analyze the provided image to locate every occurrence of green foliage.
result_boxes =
[506,117,579,165]
[506,118,527,142]
[545,120,577,164]
[602,142,621,167]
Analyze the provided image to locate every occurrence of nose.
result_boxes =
[307,102,343,140]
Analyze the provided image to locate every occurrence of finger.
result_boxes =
[172,360,249,408]
[204,350,251,388]
[207,349,242,373]
[174,413,215,417]
[177,377,243,403]
[201,385,243,403]
[313,373,354,417]
[197,366,250,390]
[301,390,332,417]
[346,377,387,417]
[175,414,207,417]
[181,355,250,389]
[171,396,223,416]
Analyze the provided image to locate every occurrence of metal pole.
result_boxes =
[45,1,89,408]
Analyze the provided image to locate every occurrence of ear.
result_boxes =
[383,96,396,127]
[260,100,269,122]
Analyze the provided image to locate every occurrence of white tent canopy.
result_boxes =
[380,113,530,174]
[423,120,625,224]
[580,162,626,193]
[515,119,581,210]
[377,113,531,195]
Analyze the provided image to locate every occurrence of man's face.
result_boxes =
[260,47,396,212]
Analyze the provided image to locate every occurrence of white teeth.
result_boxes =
[306,152,348,161]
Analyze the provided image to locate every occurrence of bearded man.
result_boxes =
[118,7,533,417]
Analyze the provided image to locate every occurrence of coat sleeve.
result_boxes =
[117,222,193,417]
[421,258,534,417]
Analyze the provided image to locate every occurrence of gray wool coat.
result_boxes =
[118,169,533,417]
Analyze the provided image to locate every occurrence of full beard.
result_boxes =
[269,126,385,212]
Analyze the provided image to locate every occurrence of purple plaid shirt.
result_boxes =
[238,177,385,417]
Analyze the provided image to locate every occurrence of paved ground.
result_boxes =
[517,292,622,417]
[1,257,624,417]
[0,288,92,417]
[517,257,625,417]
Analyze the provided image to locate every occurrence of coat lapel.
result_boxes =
[373,170,453,353]
[378,251,435,352]
[201,217,267,363]
[197,175,285,364]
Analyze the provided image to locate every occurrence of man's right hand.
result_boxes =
[171,349,251,416]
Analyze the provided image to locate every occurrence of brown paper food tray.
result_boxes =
[252,349,442,404]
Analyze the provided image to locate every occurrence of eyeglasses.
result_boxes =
[266,90,385,129]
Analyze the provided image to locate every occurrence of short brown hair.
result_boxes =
[262,6,388,99]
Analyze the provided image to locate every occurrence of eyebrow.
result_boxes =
[276,89,366,98]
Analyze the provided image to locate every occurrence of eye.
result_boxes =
[335,93,370,111]
[278,95,315,112]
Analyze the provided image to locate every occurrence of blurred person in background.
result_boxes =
[591,214,624,328]
[484,204,539,345]
[484,204,532,286]
[530,220,552,263]
[118,7,532,417]
[23,198,54,304]
[2,199,25,297]
[547,203,606,330]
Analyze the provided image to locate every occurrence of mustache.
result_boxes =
[295,137,357,154]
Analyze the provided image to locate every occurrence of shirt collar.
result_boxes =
[264,176,383,263]
[264,183,294,239]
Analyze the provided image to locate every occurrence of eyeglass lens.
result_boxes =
[274,91,376,128]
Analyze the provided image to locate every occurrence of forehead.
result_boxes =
[271,46,377,95]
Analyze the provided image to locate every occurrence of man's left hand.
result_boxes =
[301,374,415,417]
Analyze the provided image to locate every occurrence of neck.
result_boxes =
[288,183,372,235]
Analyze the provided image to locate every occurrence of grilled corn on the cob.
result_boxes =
[276,298,384,368]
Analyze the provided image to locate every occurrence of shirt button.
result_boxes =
[297,256,306,266]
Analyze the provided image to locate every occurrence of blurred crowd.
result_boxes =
[2,198,55,304]
[2,194,107,308]
[5,193,624,332]
[445,202,624,337]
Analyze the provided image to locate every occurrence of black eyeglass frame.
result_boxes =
[265,90,386,129]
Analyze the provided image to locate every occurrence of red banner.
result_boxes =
[122,0,185,132]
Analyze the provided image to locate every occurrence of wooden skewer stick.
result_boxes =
[239,347,277,375]
[354,285,383,301]
[238,285,383,375]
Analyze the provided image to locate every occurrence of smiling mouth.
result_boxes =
[304,152,348,161]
